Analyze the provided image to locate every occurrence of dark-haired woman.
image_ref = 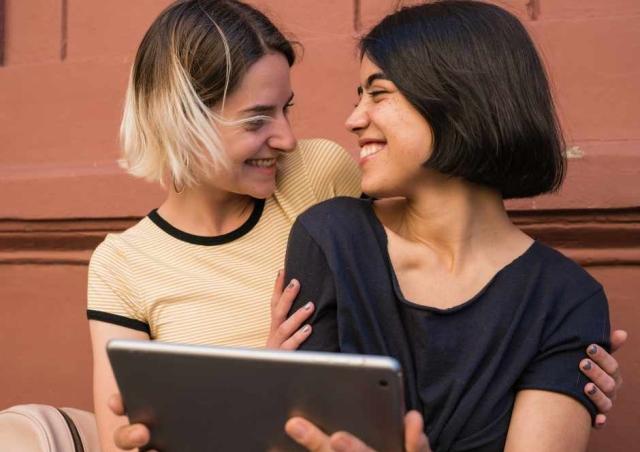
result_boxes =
[98,1,624,451]
[283,2,620,451]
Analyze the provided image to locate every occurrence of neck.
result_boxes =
[157,184,255,237]
[377,175,523,270]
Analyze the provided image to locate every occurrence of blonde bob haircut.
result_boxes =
[120,0,296,188]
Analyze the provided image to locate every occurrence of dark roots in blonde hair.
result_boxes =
[120,0,296,187]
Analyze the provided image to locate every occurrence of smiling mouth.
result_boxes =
[245,158,277,169]
[359,143,386,160]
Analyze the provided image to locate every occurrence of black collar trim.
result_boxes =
[147,198,265,246]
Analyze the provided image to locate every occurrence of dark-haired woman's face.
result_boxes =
[345,56,433,198]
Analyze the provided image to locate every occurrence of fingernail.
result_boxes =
[588,385,597,396]
[304,301,313,310]
[287,279,297,289]
[276,270,282,278]
[588,344,598,355]
[582,360,592,371]
[302,324,311,334]
[288,421,307,440]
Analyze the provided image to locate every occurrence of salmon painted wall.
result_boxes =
[1,1,638,450]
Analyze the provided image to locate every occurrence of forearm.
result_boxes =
[90,320,149,451]
[93,385,129,452]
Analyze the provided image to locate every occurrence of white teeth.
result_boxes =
[246,158,276,168]
[359,143,385,159]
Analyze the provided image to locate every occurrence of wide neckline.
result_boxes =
[362,198,537,314]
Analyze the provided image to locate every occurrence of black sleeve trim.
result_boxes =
[87,310,150,335]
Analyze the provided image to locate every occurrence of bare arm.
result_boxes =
[505,390,591,452]
[89,320,149,452]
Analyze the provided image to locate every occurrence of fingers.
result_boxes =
[270,270,286,311]
[580,357,616,400]
[584,382,613,415]
[267,275,315,349]
[108,392,151,450]
[276,300,314,348]
[113,424,150,450]
[267,299,314,350]
[285,417,375,452]
[610,329,628,353]
[281,323,313,351]
[107,393,125,416]
[272,279,301,322]
[404,410,431,452]
[329,431,374,452]
[584,344,621,393]
[285,417,332,452]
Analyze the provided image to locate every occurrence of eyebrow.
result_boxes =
[356,72,389,96]
[239,92,295,115]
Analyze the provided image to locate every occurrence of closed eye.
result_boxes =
[244,117,270,131]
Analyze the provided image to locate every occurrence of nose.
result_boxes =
[268,115,297,153]
[345,100,369,135]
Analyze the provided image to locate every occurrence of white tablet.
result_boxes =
[107,340,405,452]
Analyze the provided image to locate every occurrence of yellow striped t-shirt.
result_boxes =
[87,139,361,348]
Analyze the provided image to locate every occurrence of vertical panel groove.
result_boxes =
[353,0,361,32]
[0,0,5,66]
[61,0,68,60]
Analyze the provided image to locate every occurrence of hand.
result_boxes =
[108,393,153,451]
[580,329,627,428]
[285,410,431,452]
[266,270,315,349]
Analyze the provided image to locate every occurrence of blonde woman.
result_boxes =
[87,0,360,449]
[90,1,625,451]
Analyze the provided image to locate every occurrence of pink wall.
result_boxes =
[1,1,638,450]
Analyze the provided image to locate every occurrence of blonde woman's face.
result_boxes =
[211,53,297,199]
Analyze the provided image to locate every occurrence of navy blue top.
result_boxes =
[285,197,610,452]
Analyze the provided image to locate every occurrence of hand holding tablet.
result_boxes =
[107,340,406,451]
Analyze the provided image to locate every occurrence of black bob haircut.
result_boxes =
[360,0,566,199]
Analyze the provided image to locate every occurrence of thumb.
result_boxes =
[404,410,431,452]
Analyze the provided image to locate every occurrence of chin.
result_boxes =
[361,179,397,200]
[364,187,410,201]
[247,183,276,200]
